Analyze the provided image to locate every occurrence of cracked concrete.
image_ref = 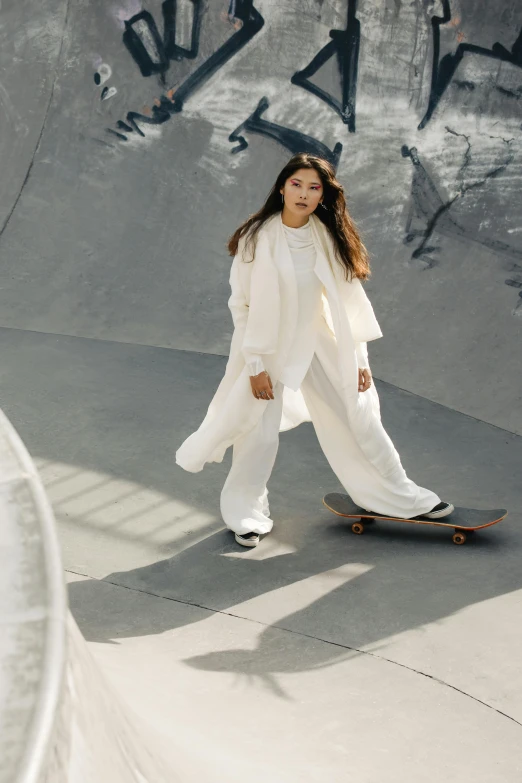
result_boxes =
[409,131,517,263]
[445,125,473,181]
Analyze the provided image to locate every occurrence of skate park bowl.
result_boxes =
[0,408,173,783]
[0,0,521,433]
[1,1,522,781]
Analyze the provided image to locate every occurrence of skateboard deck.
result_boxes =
[323,493,507,545]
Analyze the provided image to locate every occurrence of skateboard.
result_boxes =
[322,493,507,545]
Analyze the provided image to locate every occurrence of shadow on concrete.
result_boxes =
[68,514,518,666]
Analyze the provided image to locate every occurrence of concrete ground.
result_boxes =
[1,324,521,781]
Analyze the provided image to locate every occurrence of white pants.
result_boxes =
[220,349,440,536]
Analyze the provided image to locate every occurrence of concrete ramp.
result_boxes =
[0,0,520,432]
[0,406,174,783]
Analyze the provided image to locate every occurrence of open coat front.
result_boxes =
[176,213,403,480]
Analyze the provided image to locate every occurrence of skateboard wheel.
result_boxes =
[452,531,467,545]
[352,522,365,535]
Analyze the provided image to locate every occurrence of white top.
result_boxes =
[278,221,323,390]
[245,219,369,385]
[247,220,323,391]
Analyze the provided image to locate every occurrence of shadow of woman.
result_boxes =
[68,516,518,693]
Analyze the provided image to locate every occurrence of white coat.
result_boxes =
[176,213,403,481]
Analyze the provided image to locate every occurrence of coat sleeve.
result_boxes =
[227,252,250,332]
[355,341,369,369]
[338,276,383,344]
[227,235,279,368]
[228,251,261,369]
[246,357,266,376]
[230,256,266,373]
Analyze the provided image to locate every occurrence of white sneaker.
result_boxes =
[422,501,455,519]
[235,531,260,547]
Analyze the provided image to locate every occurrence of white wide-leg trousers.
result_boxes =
[220,342,440,535]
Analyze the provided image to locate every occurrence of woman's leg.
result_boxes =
[220,381,284,535]
[300,354,440,519]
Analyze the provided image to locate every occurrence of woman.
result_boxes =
[176,153,453,547]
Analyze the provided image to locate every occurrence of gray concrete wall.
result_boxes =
[0,0,520,432]
[0,402,175,783]
[0,408,68,783]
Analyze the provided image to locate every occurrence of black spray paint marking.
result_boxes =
[401,145,453,266]
[109,0,264,140]
[106,129,129,141]
[94,63,117,101]
[101,86,117,101]
[453,80,475,91]
[123,0,203,80]
[94,63,112,85]
[419,2,522,130]
[401,143,522,276]
[496,85,522,99]
[229,96,343,169]
[291,0,360,132]
[506,270,522,315]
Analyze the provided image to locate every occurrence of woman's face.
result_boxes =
[280,167,324,219]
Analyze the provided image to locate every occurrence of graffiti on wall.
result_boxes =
[104,0,344,164]
[105,0,265,141]
[229,96,343,168]
[291,0,360,132]
[402,129,522,310]
[97,0,522,312]
[93,62,117,101]
[122,0,203,80]
[419,0,522,129]
[103,0,362,163]
[402,137,519,263]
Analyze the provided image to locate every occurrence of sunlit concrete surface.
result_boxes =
[60,616,174,783]
[67,572,522,783]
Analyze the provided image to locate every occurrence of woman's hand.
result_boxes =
[250,371,274,400]
[358,368,372,393]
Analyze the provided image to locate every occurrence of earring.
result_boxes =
[320,201,327,210]
[281,194,284,203]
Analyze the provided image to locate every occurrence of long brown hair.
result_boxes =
[227,153,371,280]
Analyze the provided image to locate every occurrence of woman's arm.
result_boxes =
[355,341,369,369]
[227,246,275,380]
[227,253,250,332]
[337,275,383,345]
